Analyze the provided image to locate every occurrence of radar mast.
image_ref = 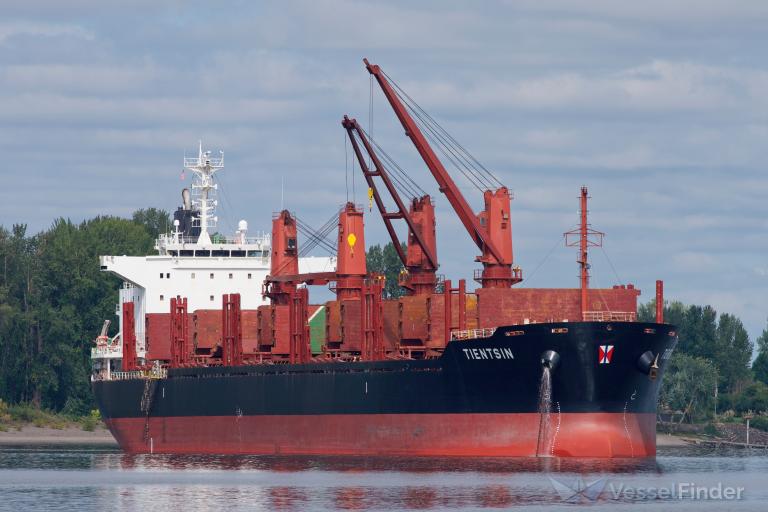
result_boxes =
[184,141,224,245]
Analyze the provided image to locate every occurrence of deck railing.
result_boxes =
[582,311,636,322]
[91,345,122,358]
[106,367,167,381]
[156,233,270,247]
[450,328,497,341]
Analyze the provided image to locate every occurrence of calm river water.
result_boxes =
[0,444,766,511]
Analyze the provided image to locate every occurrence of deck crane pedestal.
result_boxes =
[261,204,384,361]
[259,210,311,363]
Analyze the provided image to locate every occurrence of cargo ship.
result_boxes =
[92,60,677,458]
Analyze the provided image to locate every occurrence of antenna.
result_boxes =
[184,140,224,245]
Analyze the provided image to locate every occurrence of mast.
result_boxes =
[578,188,589,315]
[564,187,603,320]
[184,141,224,245]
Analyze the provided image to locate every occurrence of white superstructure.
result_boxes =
[92,142,335,367]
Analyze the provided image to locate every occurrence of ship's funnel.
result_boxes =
[540,350,560,371]
[182,188,192,210]
[637,350,659,380]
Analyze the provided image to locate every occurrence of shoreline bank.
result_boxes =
[0,425,117,446]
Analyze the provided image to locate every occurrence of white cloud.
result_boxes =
[245,0,488,50]
[520,129,581,149]
[0,63,160,94]
[0,21,94,43]
[509,0,768,24]
[396,60,768,119]
[672,252,718,272]
[0,94,304,124]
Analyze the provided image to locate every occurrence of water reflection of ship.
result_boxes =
[109,453,662,509]
[112,453,661,474]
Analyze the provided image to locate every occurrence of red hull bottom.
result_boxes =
[105,413,656,458]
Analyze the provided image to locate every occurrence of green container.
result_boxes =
[308,306,326,355]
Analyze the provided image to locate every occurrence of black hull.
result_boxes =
[93,322,677,457]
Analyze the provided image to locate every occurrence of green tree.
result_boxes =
[639,300,753,395]
[659,353,718,422]
[680,305,718,360]
[366,242,406,299]
[638,299,686,326]
[0,224,41,405]
[0,211,159,414]
[132,208,171,239]
[752,319,768,385]
[732,381,768,414]
[714,313,752,393]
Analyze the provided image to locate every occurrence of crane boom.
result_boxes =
[343,116,437,270]
[364,59,521,288]
[343,116,438,294]
[364,59,503,261]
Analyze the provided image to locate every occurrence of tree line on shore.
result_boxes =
[0,217,766,424]
[0,210,169,416]
[638,302,767,425]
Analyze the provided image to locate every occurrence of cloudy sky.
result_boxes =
[1,1,766,342]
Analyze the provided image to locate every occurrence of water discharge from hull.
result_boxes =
[536,366,553,457]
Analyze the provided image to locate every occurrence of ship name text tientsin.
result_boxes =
[462,347,514,360]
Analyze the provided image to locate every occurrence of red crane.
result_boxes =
[364,59,522,288]
[342,115,438,295]
[262,204,384,361]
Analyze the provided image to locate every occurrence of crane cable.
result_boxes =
[401,93,495,192]
[357,127,427,200]
[522,235,563,286]
[381,69,505,193]
[384,68,503,188]
[270,209,340,277]
[296,210,339,257]
[296,217,336,254]
[344,132,350,202]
